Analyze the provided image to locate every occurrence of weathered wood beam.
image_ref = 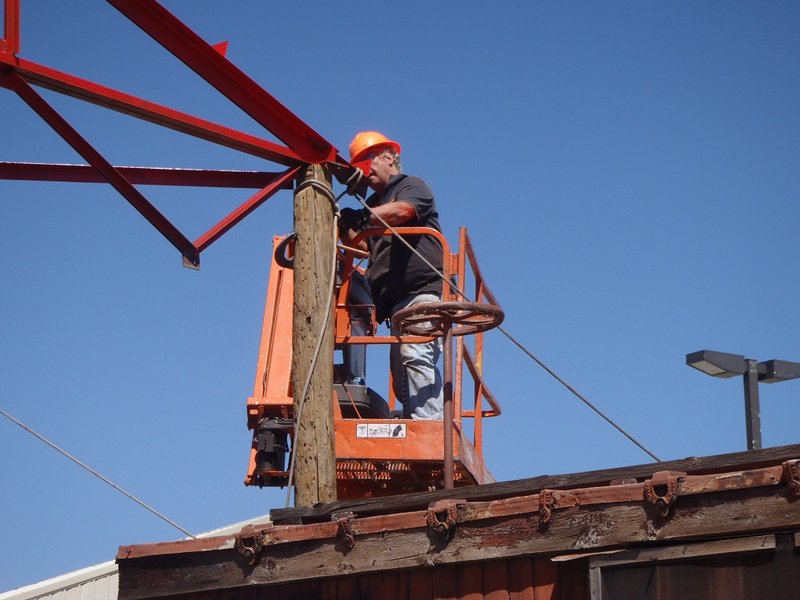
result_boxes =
[118,484,800,598]
[271,443,800,524]
[292,163,337,506]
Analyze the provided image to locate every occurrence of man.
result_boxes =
[339,131,444,420]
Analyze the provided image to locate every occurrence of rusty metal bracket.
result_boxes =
[427,500,464,540]
[538,489,556,528]
[333,511,356,550]
[644,471,686,517]
[234,524,265,565]
[783,460,800,497]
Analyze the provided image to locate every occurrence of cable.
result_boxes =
[0,406,196,538]
[347,187,662,463]
[496,326,661,462]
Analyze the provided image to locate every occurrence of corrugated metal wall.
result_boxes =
[0,562,118,600]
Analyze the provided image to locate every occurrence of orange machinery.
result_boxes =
[244,226,504,499]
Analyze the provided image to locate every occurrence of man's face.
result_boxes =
[367,151,395,190]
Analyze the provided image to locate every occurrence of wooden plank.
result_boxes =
[319,578,337,600]
[433,564,459,600]
[558,560,590,600]
[118,487,800,598]
[532,558,556,600]
[483,560,509,600]
[587,534,776,568]
[587,567,602,600]
[458,561,484,600]
[270,444,800,523]
[409,567,433,599]
[508,558,534,600]
[336,575,356,599]
[364,570,395,600]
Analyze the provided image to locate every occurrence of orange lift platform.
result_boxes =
[244,226,505,499]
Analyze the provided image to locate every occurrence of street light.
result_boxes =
[686,349,800,451]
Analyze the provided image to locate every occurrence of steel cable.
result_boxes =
[346,186,662,463]
[0,406,196,537]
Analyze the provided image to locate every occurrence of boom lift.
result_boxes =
[245,225,505,498]
[1,0,505,502]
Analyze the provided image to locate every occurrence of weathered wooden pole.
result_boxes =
[292,163,337,506]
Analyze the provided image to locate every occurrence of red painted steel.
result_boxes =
[2,0,20,55]
[1,0,362,261]
[194,166,300,252]
[2,70,200,265]
[106,0,342,165]
[0,55,303,166]
[0,162,293,188]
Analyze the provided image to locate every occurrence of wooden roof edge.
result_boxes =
[116,448,800,564]
[270,442,800,524]
[116,455,800,598]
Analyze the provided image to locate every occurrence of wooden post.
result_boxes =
[292,163,337,506]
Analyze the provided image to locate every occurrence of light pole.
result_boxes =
[686,349,800,451]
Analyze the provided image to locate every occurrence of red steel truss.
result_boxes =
[0,0,349,266]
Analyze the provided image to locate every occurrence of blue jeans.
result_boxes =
[390,293,443,420]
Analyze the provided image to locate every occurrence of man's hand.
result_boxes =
[338,207,370,231]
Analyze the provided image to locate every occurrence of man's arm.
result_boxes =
[364,200,417,226]
[338,200,417,249]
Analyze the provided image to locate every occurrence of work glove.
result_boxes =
[338,207,370,231]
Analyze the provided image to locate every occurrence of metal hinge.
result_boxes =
[538,489,556,529]
[643,471,686,517]
[783,460,800,497]
[332,511,357,551]
[234,524,266,565]
[426,499,464,540]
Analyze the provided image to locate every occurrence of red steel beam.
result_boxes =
[0,70,200,265]
[2,0,20,55]
[194,166,300,253]
[106,0,342,165]
[0,162,293,189]
[0,54,302,167]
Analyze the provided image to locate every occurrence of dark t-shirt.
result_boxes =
[365,174,443,322]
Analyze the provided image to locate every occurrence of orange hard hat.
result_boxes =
[349,131,401,163]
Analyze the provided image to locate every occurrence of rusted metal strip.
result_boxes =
[118,459,799,561]
[118,491,800,597]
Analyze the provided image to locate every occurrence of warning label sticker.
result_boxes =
[356,423,407,439]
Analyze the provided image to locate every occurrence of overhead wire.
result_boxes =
[346,176,662,463]
[0,406,196,538]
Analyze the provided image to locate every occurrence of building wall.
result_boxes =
[161,557,587,600]
[0,562,118,600]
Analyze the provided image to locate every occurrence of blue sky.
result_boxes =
[2,0,799,591]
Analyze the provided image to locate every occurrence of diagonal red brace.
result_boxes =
[194,166,300,253]
[106,0,340,164]
[1,69,200,266]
